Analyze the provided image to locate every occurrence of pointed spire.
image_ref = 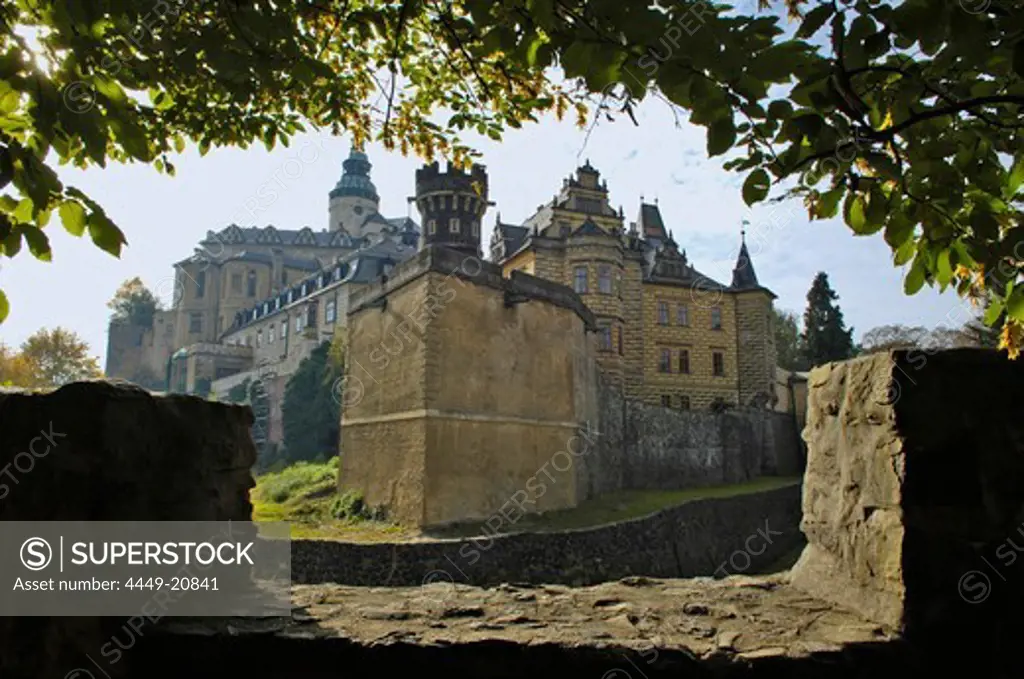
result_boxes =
[731,221,759,289]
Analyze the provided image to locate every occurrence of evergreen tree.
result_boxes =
[108,277,161,328]
[801,273,855,367]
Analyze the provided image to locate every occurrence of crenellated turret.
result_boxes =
[414,161,489,257]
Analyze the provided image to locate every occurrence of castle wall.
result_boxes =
[340,248,598,528]
[735,290,776,407]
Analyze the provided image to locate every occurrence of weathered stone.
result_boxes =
[789,349,1024,639]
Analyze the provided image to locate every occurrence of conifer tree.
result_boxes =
[801,273,855,367]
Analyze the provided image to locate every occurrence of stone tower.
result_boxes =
[329,146,380,235]
[731,229,778,407]
[414,161,489,257]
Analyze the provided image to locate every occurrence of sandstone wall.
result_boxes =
[789,349,1024,637]
[292,484,801,587]
[0,381,258,678]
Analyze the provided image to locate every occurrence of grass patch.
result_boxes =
[425,476,801,538]
[251,457,416,542]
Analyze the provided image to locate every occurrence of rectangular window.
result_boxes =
[428,219,437,235]
[679,395,691,410]
[573,266,588,294]
[281,320,288,339]
[268,325,276,344]
[189,313,202,334]
[195,271,205,299]
[713,351,725,376]
[449,217,461,233]
[711,306,722,330]
[256,330,262,348]
[679,349,690,374]
[597,265,612,294]
[231,273,243,294]
[659,348,671,373]
[661,394,672,407]
[471,220,479,236]
[598,326,612,352]
[657,301,669,325]
[325,300,337,324]
[617,327,623,355]
[677,305,689,326]
[247,272,257,298]
[306,302,318,329]
[295,314,303,333]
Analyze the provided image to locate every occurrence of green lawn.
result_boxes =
[251,459,800,542]
[424,476,801,538]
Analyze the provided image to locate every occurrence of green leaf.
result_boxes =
[86,212,126,257]
[894,237,915,265]
[816,187,843,219]
[706,117,736,157]
[796,4,834,38]
[59,200,86,236]
[1008,287,1024,323]
[904,256,927,295]
[0,289,7,323]
[984,298,1005,325]
[22,226,50,261]
[846,194,869,233]
[742,169,770,205]
[935,248,953,287]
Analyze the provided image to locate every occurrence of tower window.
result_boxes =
[598,326,612,352]
[573,266,588,293]
[231,273,243,294]
[195,271,205,299]
[598,265,612,294]
[711,306,722,329]
[679,349,691,374]
[247,271,257,297]
[256,330,262,348]
[713,351,725,376]
[657,302,669,325]
[661,395,671,407]
[679,395,691,410]
[677,305,689,326]
[189,313,202,334]
[450,217,461,233]
[471,220,479,237]
[659,348,671,373]
[427,219,437,235]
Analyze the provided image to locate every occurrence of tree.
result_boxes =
[0,343,36,386]
[9,327,102,387]
[108,277,161,327]
[773,308,807,371]
[281,339,343,466]
[1,2,1021,357]
[801,272,855,367]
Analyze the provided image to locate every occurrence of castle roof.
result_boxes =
[730,238,759,289]
[637,202,668,242]
[200,219,418,252]
[329,147,379,201]
[492,221,530,258]
[571,218,605,236]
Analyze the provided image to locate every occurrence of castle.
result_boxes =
[106,147,780,454]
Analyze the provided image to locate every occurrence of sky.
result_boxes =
[0,90,975,367]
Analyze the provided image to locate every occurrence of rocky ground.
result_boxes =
[162,573,894,666]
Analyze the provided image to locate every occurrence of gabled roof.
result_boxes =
[493,222,530,258]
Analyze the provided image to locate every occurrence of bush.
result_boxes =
[254,458,338,504]
[330,489,384,521]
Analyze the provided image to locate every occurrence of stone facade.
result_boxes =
[492,163,778,411]
[340,245,599,528]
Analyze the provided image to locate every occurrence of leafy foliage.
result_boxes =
[801,272,855,366]
[2,0,1022,355]
[107,276,161,327]
[281,339,342,466]
[1,326,102,387]
[773,308,808,371]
